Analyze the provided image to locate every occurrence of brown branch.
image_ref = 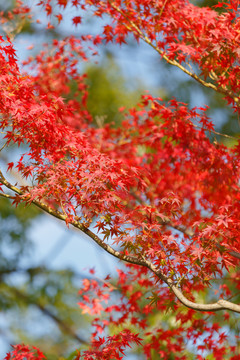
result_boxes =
[0,169,148,268]
[0,192,14,199]
[142,257,240,313]
[11,288,88,345]
[192,123,238,140]
[1,171,240,313]
[0,140,8,152]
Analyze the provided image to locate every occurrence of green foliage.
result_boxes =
[86,53,143,127]
[0,267,89,359]
[0,198,40,268]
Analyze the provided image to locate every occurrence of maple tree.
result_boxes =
[0,60,142,359]
[1,0,240,358]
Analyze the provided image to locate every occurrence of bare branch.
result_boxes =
[192,123,238,140]
[11,288,88,345]
[0,140,8,152]
[0,192,14,199]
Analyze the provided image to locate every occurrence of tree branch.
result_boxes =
[1,170,240,313]
[109,2,239,106]
[192,123,238,140]
[11,288,89,346]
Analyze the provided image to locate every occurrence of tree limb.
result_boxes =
[11,288,89,346]
[1,170,240,313]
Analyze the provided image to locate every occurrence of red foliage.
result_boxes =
[1,0,240,358]
[4,345,46,360]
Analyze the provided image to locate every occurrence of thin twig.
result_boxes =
[0,140,8,152]
[0,192,14,199]
[11,288,89,345]
[193,123,238,140]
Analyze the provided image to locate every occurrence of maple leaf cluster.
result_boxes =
[4,344,46,360]
[1,0,240,359]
